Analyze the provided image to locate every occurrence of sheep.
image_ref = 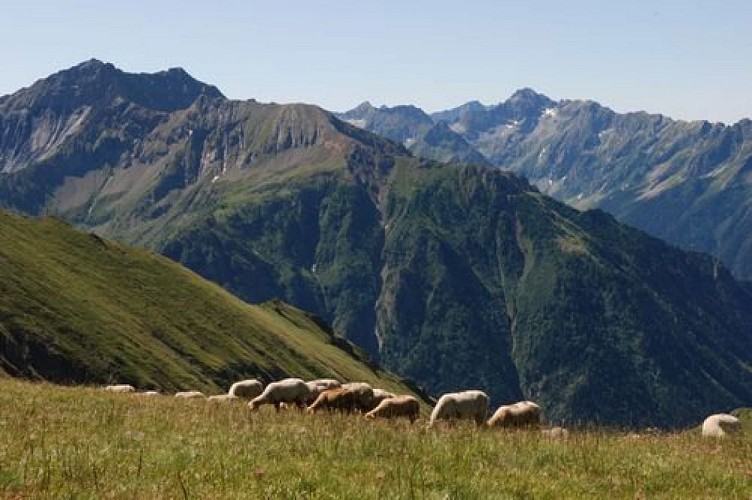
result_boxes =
[341,382,375,412]
[248,378,310,412]
[365,395,420,423]
[104,384,135,393]
[307,378,341,390]
[208,394,238,403]
[701,413,743,438]
[228,379,263,400]
[306,388,357,414]
[367,388,397,411]
[487,401,542,429]
[175,391,205,399]
[137,391,160,397]
[304,379,341,404]
[429,390,489,428]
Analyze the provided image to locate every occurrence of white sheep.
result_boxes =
[174,391,206,399]
[369,388,396,410]
[365,395,420,422]
[228,379,263,399]
[208,394,238,403]
[487,401,542,428]
[248,378,310,412]
[137,391,160,397]
[701,413,743,438]
[307,378,341,390]
[429,390,489,427]
[341,382,375,412]
[305,379,341,404]
[104,384,135,393]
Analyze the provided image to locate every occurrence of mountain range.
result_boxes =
[337,90,752,280]
[0,60,751,426]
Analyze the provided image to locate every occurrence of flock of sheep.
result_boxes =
[103,378,745,437]
[103,378,543,430]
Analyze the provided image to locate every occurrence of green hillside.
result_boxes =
[0,211,421,396]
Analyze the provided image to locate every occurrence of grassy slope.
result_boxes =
[0,211,418,397]
[0,378,750,498]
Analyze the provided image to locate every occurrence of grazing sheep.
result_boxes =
[228,379,263,400]
[137,391,160,397]
[341,382,375,412]
[307,379,341,390]
[248,378,310,412]
[365,396,420,423]
[541,426,569,439]
[208,394,238,403]
[429,390,489,428]
[175,391,205,399]
[104,384,135,393]
[306,388,357,414]
[487,401,542,429]
[305,379,341,404]
[367,388,397,411]
[702,414,743,438]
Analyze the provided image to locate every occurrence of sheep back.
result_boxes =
[341,382,375,412]
[702,414,743,438]
[429,390,489,427]
[248,378,310,411]
[487,401,541,428]
[365,395,420,422]
[228,379,263,399]
[104,384,135,393]
[307,388,357,414]
[175,391,205,399]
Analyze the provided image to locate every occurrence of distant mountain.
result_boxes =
[0,59,223,175]
[0,211,420,397]
[336,102,488,165]
[430,100,488,124]
[341,90,752,280]
[0,61,751,426]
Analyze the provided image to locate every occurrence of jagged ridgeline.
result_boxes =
[1,61,751,426]
[339,92,752,281]
[0,211,423,398]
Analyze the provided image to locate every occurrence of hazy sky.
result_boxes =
[2,0,750,123]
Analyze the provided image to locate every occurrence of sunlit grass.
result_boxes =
[0,378,749,498]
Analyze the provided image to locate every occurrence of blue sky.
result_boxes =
[1,0,750,123]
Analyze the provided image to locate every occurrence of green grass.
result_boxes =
[0,378,750,499]
[0,212,418,397]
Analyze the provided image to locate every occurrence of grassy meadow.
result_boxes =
[0,378,750,499]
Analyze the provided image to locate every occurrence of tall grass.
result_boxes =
[0,378,749,499]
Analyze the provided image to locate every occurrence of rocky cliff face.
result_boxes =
[0,59,223,175]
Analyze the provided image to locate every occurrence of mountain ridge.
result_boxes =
[1,62,751,426]
[340,89,752,279]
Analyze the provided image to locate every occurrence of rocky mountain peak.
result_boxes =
[1,60,224,114]
[342,101,375,118]
[500,87,556,116]
[509,87,550,103]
